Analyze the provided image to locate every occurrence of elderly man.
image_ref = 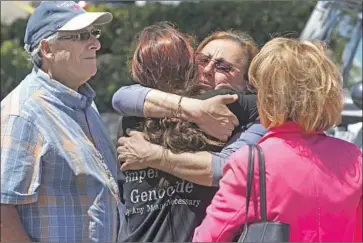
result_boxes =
[0,1,121,242]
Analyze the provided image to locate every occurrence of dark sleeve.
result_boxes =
[192,89,258,127]
[120,116,144,137]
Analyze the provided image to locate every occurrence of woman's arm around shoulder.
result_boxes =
[112,84,152,117]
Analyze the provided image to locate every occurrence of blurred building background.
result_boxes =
[1,1,32,24]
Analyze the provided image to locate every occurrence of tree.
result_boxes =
[1,1,317,111]
[1,40,31,100]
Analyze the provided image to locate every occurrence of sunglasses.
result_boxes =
[58,29,101,41]
[195,52,235,73]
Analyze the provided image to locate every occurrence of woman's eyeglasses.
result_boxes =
[58,29,101,41]
[195,53,235,73]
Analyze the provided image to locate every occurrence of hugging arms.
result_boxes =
[113,84,266,186]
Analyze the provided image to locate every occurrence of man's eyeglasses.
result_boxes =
[195,53,236,73]
[58,29,101,41]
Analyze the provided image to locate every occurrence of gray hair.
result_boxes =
[25,32,59,67]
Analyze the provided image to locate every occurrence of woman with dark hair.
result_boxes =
[113,29,264,186]
[117,23,258,242]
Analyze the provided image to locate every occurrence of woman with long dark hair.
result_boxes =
[117,23,258,242]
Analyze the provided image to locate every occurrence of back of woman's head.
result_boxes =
[196,30,259,85]
[132,22,197,94]
[248,37,343,133]
[131,23,224,154]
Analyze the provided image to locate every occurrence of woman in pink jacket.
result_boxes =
[193,37,362,242]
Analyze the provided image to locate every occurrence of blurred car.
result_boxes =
[300,0,362,149]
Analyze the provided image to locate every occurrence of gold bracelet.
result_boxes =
[174,96,183,118]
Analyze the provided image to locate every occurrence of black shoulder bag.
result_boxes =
[237,144,290,242]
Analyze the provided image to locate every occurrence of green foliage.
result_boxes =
[1,40,32,100]
[1,1,317,111]
[1,18,28,45]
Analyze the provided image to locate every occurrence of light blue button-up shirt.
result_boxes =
[1,67,122,242]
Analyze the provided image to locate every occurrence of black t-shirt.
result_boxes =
[117,89,257,242]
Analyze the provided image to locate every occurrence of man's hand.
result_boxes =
[117,130,163,171]
[182,94,239,141]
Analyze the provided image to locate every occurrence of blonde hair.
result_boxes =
[196,30,259,82]
[248,37,343,133]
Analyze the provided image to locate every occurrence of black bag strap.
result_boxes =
[241,144,255,240]
[255,144,267,221]
[241,144,268,241]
